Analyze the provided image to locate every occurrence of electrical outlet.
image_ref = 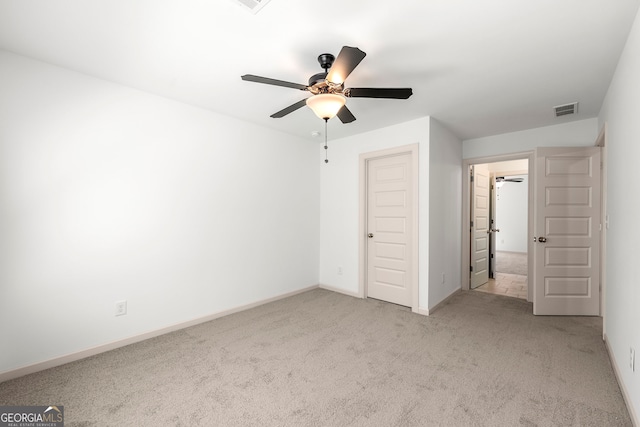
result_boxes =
[115,300,127,317]
[441,273,445,284]
[338,266,343,275]
[631,347,636,372]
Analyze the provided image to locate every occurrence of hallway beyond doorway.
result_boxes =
[495,250,527,276]
[475,272,527,300]
[476,251,527,300]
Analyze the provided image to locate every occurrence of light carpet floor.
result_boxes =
[0,289,631,426]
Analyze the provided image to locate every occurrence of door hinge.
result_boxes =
[470,175,474,182]
[470,266,473,272]
[470,220,474,227]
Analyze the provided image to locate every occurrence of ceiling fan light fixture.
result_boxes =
[328,73,345,85]
[306,94,346,120]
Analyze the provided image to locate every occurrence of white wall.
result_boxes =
[463,118,599,159]
[318,117,431,310]
[495,175,528,253]
[598,6,640,422]
[0,51,320,374]
[428,119,462,309]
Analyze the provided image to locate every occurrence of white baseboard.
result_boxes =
[0,284,319,384]
[427,287,461,315]
[604,333,639,426]
[320,284,431,316]
[319,283,361,299]
[413,307,430,316]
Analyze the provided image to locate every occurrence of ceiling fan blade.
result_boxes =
[496,176,524,183]
[270,99,308,118]
[337,105,356,124]
[326,46,366,84]
[346,87,413,99]
[241,74,308,91]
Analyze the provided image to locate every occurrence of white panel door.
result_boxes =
[367,154,412,307]
[534,147,601,315]
[470,164,490,289]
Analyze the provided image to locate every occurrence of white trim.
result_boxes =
[604,334,639,426]
[462,151,534,304]
[492,169,528,176]
[428,288,461,315]
[414,307,430,316]
[359,144,420,313]
[596,123,608,332]
[319,283,361,299]
[0,284,319,384]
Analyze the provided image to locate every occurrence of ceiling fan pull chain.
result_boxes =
[324,118,329,164]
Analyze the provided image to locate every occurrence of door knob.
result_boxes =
[368,233,374,238]
[537,236,547,243]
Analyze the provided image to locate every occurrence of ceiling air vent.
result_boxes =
[232,0,272,14]
[554,102,578,117]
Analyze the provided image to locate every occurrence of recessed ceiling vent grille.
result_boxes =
[554,102,578,117]
[233,0,272,14]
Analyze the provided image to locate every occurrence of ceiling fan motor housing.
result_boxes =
[308,72,328,88]
[308,53,339,93]
[317,53,335,70]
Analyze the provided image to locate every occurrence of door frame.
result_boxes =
[359,144,419,313]
[461,151,535,302]
[595,123,608,333]
[489,173,497,279]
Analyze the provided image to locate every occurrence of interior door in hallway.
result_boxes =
[534,147,601,315]
[367,154,413,307]
[489,174,497,279]
[470,164,490,289]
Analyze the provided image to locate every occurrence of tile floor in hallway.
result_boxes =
[475,272,528,300]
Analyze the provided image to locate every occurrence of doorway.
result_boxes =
[471,160,529,300]
[462,153,534,303]
[463,147,604,315]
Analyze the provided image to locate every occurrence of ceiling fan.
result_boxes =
[241,46,413,123]
[495,176,524,183]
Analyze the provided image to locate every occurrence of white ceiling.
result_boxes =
[0,0,638,141]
